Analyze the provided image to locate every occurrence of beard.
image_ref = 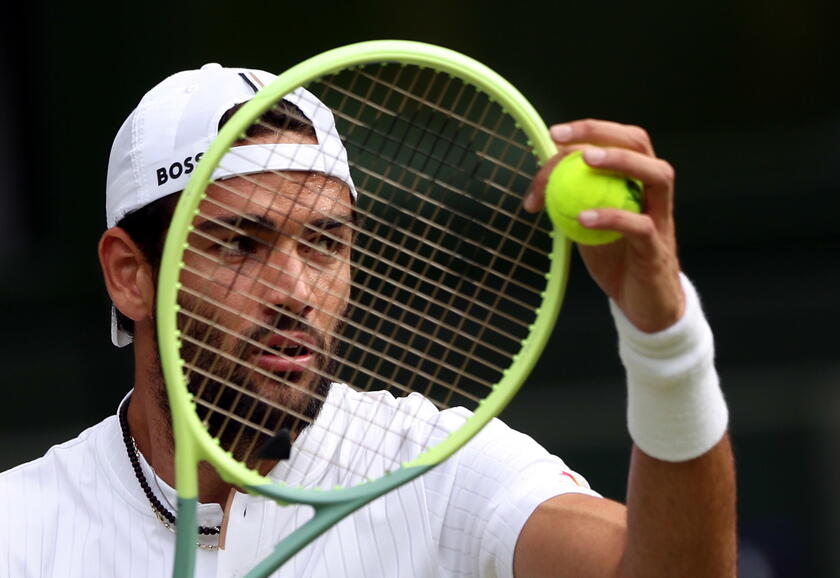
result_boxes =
[155,297,342,466]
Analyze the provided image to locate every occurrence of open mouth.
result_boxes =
[269,343,309,357]
[255,333,316,373]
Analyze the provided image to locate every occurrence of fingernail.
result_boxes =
[550,124,573,142]
[583,147,607,165]
[523,191,535,212]
[578,210,599,226]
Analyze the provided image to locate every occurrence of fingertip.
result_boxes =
[523,190,544,213]
[550,124,573,142]
[523,192,536,213]
[582,147,607,166]
[578,210,600,226]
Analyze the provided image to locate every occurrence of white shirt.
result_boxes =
[0,384,597,578]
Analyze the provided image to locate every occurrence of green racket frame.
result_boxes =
[156,39,571,577]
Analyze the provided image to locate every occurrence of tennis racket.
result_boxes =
[157,40,571,577]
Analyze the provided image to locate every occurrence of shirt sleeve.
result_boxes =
[427,411,600,577]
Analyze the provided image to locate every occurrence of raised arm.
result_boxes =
[515,119,736,577]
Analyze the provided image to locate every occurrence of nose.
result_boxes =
[257,241,314,321]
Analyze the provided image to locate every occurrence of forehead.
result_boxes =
[199,170,353,226]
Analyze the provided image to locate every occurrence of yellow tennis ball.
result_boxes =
[545,150,643,245]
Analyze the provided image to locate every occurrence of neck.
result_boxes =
[128,328,240,507]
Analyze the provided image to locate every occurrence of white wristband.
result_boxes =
[609,274,728,462]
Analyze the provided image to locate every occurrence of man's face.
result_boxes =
[177,160,354,462]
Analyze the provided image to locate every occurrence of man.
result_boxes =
[0,64,735,577]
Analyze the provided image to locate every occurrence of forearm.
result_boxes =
[620,438,736,578]
[519,120,735,577]
[613,275,736,577]
[513,276,736,578]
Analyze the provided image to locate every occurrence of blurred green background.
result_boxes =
[1,1,838,576]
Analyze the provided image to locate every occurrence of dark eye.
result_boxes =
[313,235,341,255]
[219,235,261,260]
[303,229,350,260]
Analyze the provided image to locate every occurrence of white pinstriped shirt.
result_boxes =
[0,385,597,578]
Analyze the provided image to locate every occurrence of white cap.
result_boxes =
[106,63,356,347]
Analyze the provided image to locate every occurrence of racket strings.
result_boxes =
[192,164,550,329]
[177,176,437,464]
[176,183,309,454]
[367,110,505,406]
[322,87,549,235]
[320,65,544,228]
[182,251,514,403]
[314,66,544,476]
[178,281,491,410]
[194,180,520,464]
[216,139,552,282]
[322,67,532,160]
[335,66,509,412]
[183,232,506,466]
[189,201,538,333]
[177,276,498,419]
[182,203,532,373]
[180,236,515,388]
[185,351,439,479]
[403,78,543,409]
[176,63,552,483]
[320,63,544,476]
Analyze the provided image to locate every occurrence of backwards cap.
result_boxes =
[105,63,356,347]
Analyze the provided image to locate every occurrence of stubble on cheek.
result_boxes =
[166,296,343,463]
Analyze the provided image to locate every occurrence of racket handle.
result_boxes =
[172,497,198,578]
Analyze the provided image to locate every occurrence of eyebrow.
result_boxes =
[194,212,355,238]
[307,217,353,233]
[194,213,277,237]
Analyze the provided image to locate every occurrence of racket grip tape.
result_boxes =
[172,497,198,578]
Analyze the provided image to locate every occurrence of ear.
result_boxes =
[98,227,156,323]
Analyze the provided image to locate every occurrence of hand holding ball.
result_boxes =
[545,150,643,245]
